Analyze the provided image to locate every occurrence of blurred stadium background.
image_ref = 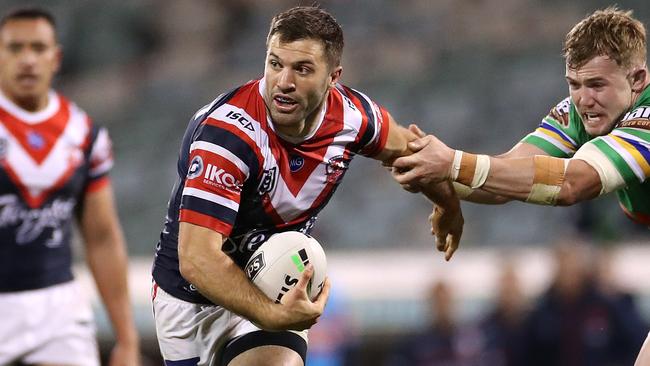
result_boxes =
[3,0,649,364]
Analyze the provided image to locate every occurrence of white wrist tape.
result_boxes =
[453,150,490,189]
[472,155,491,189]
[450,150,463,181]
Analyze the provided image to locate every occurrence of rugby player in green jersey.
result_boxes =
[391,7,650,365]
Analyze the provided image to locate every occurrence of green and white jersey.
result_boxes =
[522,86,650,226]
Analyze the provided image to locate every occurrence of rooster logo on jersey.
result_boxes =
[326,155,350,184]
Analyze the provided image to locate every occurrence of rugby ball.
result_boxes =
[244,231,327,303]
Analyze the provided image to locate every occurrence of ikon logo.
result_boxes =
[203,164,241,189]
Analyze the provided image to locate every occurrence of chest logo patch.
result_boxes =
[289,155,304,172]
[27,131,45,150]
[326,155,350,184]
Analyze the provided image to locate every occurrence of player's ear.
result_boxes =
[53,44,62,73]
[329,65,342,87]
[630,67,647,92]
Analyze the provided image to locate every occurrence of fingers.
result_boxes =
[436,232,448,252]
[445,223,463,261]
[408,124,426,138]
[401,183,421,193]
[295,264,314,293]
[407,137,428,152]
[391,154,415,170]
[445,234,461,261]
[392,168,420,185]
[313,277,331,308]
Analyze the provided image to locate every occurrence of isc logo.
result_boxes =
[225,110,255,131]
[203,164,241,189]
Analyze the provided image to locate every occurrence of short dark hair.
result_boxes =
[266,6,344,67]
[0,7,57,32]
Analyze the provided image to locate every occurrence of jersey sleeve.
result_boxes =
[342,87,390,157]
[178,115,261,237]
[578,107,650,186]
[520,97,581,158]
[85,126,113,193]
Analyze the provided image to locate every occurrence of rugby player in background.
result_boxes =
[391,7,650,365]
[151,6,463,366]
[0,7,140,366]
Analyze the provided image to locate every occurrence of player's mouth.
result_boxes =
[273,94,299,113]
[16,74,39,87]
[582,112,603,124]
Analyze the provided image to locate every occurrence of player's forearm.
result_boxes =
[453,182,511,204]
[479,157,536,201]
[178,224,285,330]
[182,250,280,326]
[85,233,139,346]
[457,154,600,206]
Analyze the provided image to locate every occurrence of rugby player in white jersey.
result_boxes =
[0,7,140,366]
[151,6,464,366]
[391,7,650,365]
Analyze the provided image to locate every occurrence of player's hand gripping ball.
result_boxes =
[245,231,327,303]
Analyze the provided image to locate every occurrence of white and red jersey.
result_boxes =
[0,90,113,292]
[153,79,390,303]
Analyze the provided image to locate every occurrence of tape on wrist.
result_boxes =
[526,155,568,205]
[452,182,474,199]
[449,149,462,181]
[453,151,490,189]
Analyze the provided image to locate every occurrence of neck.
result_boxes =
[0,87,49,112]
[14,96,47,112]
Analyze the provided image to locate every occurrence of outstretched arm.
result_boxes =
[453,142,552,204]
[374,115,463,260]
[392,133,604,206]
[178,222,330,331]
[79,184,141,366]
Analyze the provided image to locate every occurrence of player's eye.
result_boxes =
[296,66,312,75]
[6,43,22,53]
[31,43,47,53]
[269,59,281,69]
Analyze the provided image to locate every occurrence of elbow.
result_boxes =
[178,255,198,284]
[555,182,581,206]
[178,245,201,285]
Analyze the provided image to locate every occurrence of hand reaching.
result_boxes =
[429,204,463,261]
[392,133,456,187]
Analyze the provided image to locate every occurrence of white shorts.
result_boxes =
[0,281,99,366]
[152,283,308,366]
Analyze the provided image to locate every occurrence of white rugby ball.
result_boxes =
[244,231,327,303]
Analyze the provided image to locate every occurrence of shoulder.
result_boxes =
[191,81,258,125]
[547,96,572,128]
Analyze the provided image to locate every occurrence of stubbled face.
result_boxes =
[0,18,60,111]
[566,55,635,136]
[263,34,341,137]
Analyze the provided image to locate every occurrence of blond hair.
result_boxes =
[563,7,646,69]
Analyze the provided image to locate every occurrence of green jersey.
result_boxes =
[522,87,650,226]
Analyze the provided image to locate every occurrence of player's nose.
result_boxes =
[277,69,296,92]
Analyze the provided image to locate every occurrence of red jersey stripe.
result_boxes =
[179,209,233,236]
